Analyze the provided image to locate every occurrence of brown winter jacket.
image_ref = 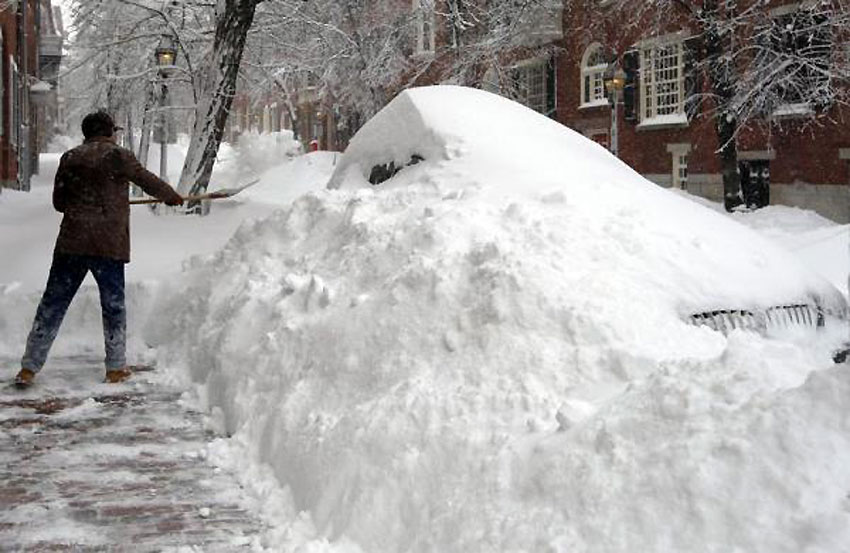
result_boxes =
[53,136,183,262]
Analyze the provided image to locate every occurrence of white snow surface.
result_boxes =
[0,88,847,552]
[136,87,849,551]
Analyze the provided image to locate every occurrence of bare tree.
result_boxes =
[239,0,564,143]
[440,0,563,88]
[241,0,413,130]
[63,0,210,155]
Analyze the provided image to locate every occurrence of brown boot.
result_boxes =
[104,368,132,384]
[14,368,36,389]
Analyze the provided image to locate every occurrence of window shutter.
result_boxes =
[683,38,700,120]
[623,50,639,122]
[546,56,556,118]
[584,75,590,104]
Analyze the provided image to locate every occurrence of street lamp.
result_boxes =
[603,60,626,157]
[155,46,177,71]
[154,42,178,182]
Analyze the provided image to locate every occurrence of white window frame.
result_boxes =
[667,143,691,189]
[672,152,688,189]
[638,34,688,126]
[513,58,549,115]
[414,0,436,57]
[580,43,608,108]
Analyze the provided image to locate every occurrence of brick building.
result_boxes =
[555,0,850,223]
[422,0,849,222]
[226,75,352,153]
[0,0,63,193]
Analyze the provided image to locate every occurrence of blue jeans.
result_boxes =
[22,254,126,372]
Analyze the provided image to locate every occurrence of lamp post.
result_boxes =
[603,61,626,157]
[154,43,177,182]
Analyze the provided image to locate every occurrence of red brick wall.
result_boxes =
[0,0,41,188]
[558,0,850,190]
[0,10,18,186]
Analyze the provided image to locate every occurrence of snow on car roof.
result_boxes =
[328,85,845,318]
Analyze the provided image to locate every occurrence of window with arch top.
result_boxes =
[581,43,609,107]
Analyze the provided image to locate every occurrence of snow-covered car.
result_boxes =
[151,86,850,552]
[328,85,847,335]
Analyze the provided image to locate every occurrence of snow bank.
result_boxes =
[239,151,340,205]
[731,206,848,299]
[511,337,850,552]
[327,86,842,316]
[212,130,302,188]
[147,86,849,551]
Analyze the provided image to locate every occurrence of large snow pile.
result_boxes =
[218,130,302,178]
[147,86,849,552]
[238,151,339,205]
[731,205,849,299]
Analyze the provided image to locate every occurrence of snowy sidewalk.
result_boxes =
[0,356,265,551]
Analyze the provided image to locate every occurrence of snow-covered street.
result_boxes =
[1,89,849,552]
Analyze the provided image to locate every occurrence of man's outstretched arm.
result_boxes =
[119,149,184,206]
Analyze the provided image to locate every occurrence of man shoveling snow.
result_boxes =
[14,111,184,388]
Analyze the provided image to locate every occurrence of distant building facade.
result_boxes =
[227,0,849,222]
[0,0,63,193]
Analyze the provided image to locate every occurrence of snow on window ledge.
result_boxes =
[579,99,610,110]
[637,112,689,130]
[772,103,814,119]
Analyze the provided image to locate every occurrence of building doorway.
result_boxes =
[739,160,770,209]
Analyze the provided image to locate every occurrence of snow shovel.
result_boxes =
[129,178,259,205]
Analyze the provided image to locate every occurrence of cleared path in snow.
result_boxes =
[0,356,265,551]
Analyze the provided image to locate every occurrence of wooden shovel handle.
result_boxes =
[129,192,228,205]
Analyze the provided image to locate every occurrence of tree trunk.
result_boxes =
[138,82,157,168]
[701,3,742,212]
[177,0,258,199]
[715,106,741,212]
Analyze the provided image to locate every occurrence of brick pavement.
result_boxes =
[0,356,266,552]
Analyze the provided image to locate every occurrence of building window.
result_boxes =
[414,0,435,56]
[766,5,831,113]
[673,152,688,189]
[640,39,685,122]
[581,43,608,107]
[513,59,549,114]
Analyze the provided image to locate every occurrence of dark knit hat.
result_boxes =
[81,111,122,139]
